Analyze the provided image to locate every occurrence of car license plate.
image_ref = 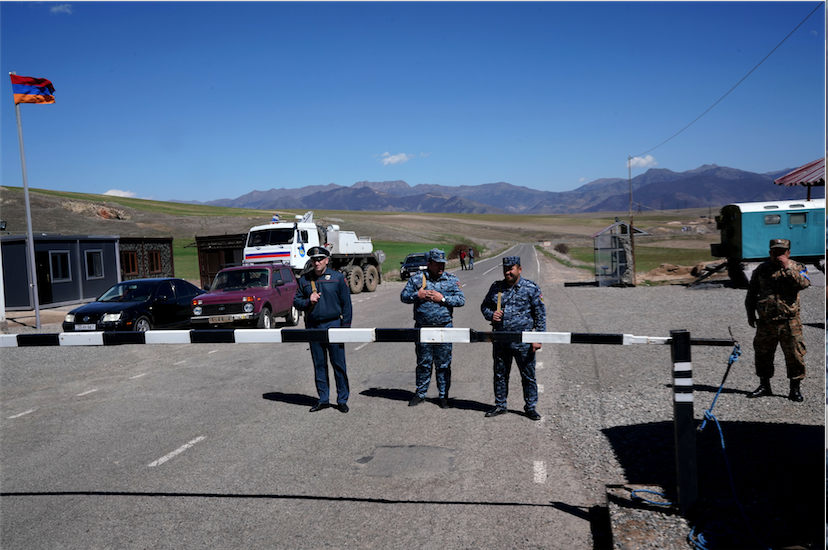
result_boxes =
[76,324,96,331]
[209,316,233,324]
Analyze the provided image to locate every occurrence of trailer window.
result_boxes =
[764,215,781,225]
[789,213,807,225]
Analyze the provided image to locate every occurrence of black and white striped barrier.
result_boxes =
[1,326,735,518]
[1,327,702,347]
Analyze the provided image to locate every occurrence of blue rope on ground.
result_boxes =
[630,489,674,507]
[690,343,772,550]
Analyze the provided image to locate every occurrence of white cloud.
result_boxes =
[380,152,415,166]
[50,4,73,15]
[627,155,657,169]
[104,189,137,198]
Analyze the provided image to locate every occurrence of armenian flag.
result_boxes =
[10,74,55,104]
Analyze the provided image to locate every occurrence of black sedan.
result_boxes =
[62,278,205,332]
[400,252,428,280]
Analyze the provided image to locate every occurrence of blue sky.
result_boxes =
[1,1,825,203]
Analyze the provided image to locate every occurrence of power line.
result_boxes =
[632,1,824,159]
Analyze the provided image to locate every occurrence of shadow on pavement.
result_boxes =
[262,392,317,406]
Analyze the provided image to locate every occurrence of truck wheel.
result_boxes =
[285,305,300,326]
[348,266,364,294]
[363,265,379,292]
[257,306,273,329]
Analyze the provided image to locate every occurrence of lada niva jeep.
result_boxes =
[191,264,299,329]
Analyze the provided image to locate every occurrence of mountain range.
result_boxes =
[189,164,823,215]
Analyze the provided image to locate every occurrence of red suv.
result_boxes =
[191,264,300,329]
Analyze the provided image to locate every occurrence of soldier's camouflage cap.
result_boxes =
[428,248,447,263]
[769,239,790,250]
[503,256,521,267]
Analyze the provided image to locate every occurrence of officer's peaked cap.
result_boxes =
[308,246,330,258]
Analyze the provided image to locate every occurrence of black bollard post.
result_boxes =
[671,329,698,516]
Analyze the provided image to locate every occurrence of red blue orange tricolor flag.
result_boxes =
[10,74,55,104]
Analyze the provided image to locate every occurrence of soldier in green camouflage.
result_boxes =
[744,238,811,402]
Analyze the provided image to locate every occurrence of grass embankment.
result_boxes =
[568,246,716,274]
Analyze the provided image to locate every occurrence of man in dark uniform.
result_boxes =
[480,256,546,420]
[400,248,465,408]
[745,238,810,402]
[293,246,353,413]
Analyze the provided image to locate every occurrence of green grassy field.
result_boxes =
[569,246,716,274]
[172,239,200,281]
[171,239,475,282]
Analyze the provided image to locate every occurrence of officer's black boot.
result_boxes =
[788,379,803,402]
[746,377,772,398]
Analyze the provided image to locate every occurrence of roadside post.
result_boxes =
[670,329,697,516]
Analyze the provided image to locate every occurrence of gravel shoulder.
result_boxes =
[536,253,824,549]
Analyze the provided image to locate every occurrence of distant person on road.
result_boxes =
[468,248,474,270]
[400,248,465,409]
[459,249,467,270]
[745,238,810,402]
[480,256,546,421]
[293,246,353,413]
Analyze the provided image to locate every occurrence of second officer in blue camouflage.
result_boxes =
[480,256,546,421]
[400,248,465,408]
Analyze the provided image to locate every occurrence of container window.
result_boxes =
[85,249,104,279]
[789,213,807,225]
[764,214,781,225]
[149,251,162,274]
[50,251,71,282]
[122,251,138,276]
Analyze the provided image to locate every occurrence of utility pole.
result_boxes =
[628,157,636,285]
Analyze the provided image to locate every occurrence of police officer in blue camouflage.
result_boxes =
[400,248,465,408]
[480,256,546,421]
[293,246,353,413]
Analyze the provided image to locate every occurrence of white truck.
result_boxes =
[242,212,385,294]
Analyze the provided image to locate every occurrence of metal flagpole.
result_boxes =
[11,71,42,329]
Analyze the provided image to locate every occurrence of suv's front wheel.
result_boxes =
[257,306,273,329]
[285,306,300,326]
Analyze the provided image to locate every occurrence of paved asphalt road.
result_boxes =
[2,244,824,549]
[2,244,599,549]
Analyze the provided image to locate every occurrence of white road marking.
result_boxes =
[354,343,370,351]
[148,436,206,468]
[77,389,99,397]
[8,409,35,419]
[538,384,545,393]
[534,461,547,483]
[173,360,186,365]
[537,361,544,369]
[130,373,147,379]
[207,350,218,354]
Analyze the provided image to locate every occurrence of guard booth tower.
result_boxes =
[590,221,649,287]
